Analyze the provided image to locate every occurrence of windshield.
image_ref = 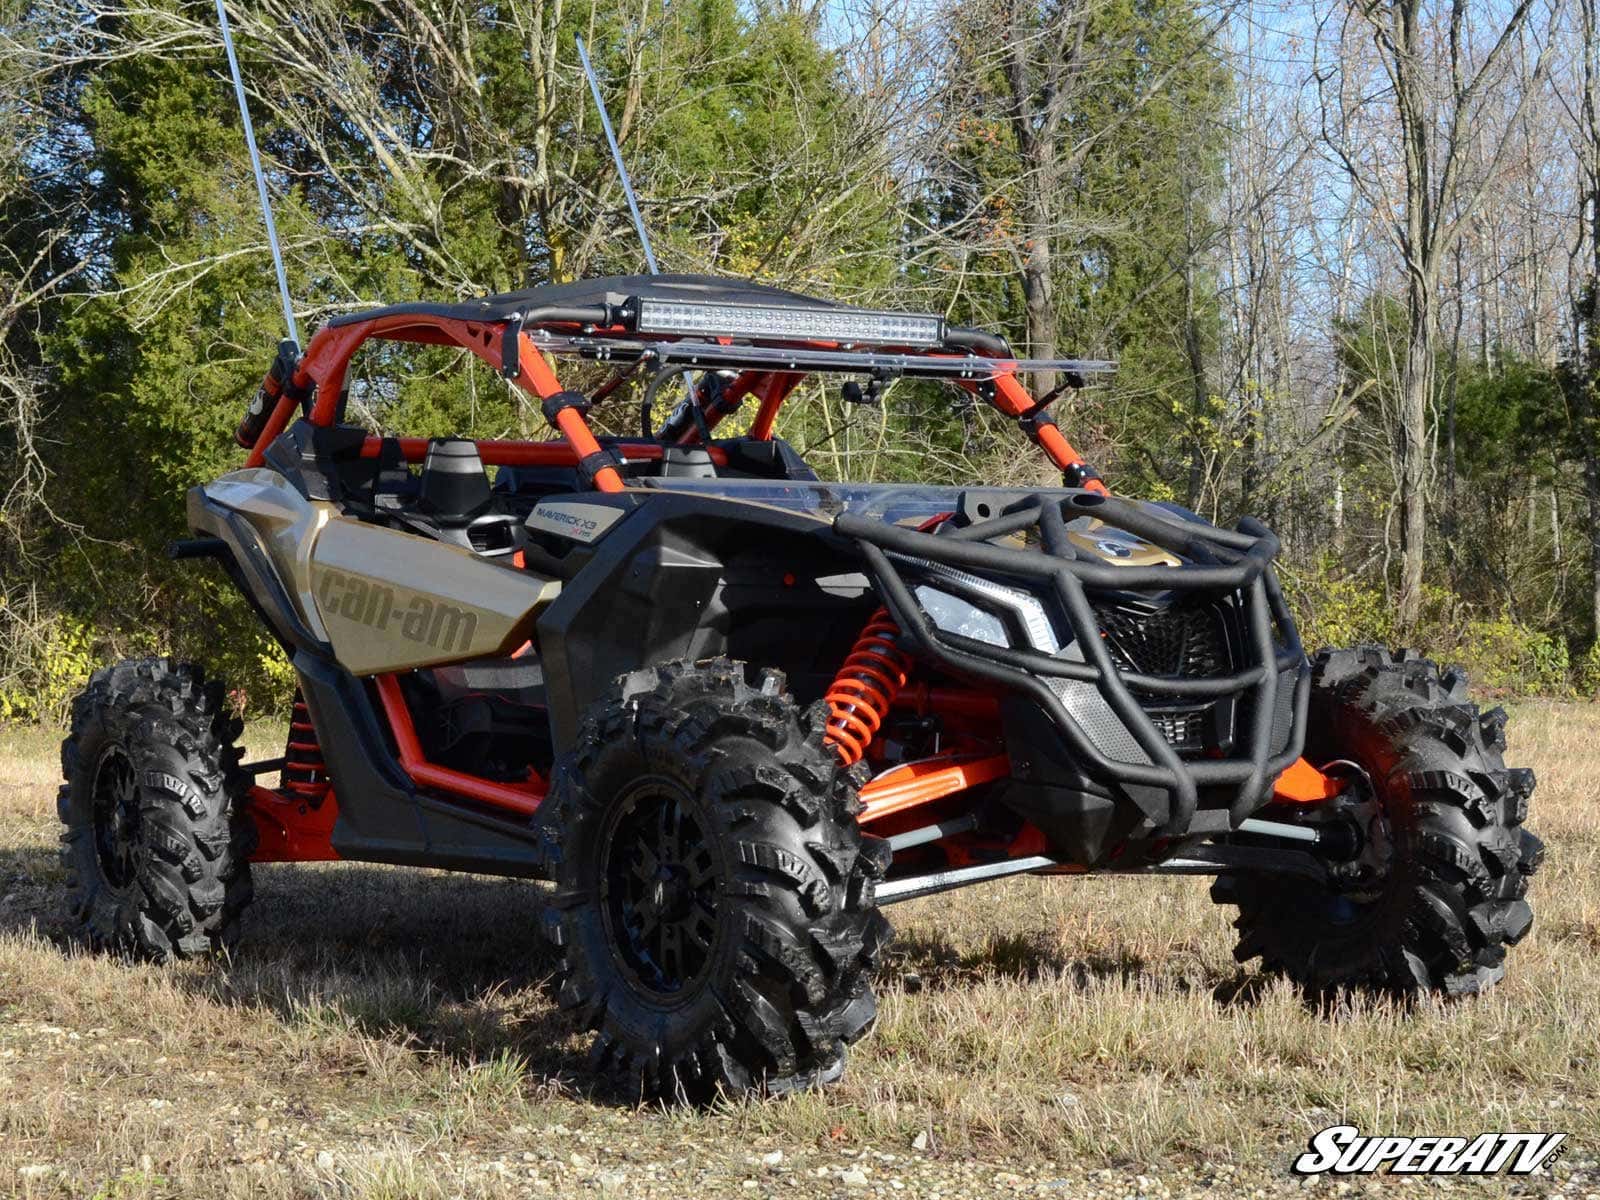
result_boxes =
[638,478,1050,526]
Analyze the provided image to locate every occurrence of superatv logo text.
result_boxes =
[317,570,478,652]
[1291,1125,1565,1177]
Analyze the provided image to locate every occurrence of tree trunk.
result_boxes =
[1397,271,1434,632]
[1585,454,1600,645]
[1022,214,1058,398]
[1578,311,1600,639]
[1392,0,1433,635]
[1579,280,1600,646]
[1442,238,1464,572]
[1183,255,1209,509]
[1580,0,1600,651]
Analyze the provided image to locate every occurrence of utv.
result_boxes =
[60,274,1542,1098]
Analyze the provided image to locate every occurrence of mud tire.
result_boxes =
[539,658,890,1101]
[58,658,256,960]
[1213,646,1541,996]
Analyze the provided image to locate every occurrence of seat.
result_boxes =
[402,438,519,557]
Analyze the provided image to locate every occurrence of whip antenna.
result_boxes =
[576,36,659,275]
[214,0,299,344]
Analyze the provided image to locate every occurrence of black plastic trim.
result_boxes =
[537,491,855,750]
[327,300,614,331]
[293,651,544,877]
[167,537,229,561]
[943,324,1013,356]
[540,390,592,424]
[1061,463,1103,489]
[577,449,621,485]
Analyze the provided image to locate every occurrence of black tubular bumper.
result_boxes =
[834,490,1309,835]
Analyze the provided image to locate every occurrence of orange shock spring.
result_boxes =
[282,691,331,806]
[823,608,913,766]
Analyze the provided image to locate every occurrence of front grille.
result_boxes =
[1092,599,1235,755]
[1147,707,1209,752]
[1093,600,1228,677]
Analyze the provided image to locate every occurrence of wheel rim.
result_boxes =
[91,746,141,889]
[599,777,721,1002]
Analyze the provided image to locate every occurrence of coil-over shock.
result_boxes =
[281,690,330,805]
[823,608,912,766]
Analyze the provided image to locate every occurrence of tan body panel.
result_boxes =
[309,518,560,674]
[1066,518,1181,567]
[198,469,336,641]
[995,515,1182,567]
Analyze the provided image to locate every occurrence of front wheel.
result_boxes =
[538,659,890,1101]
[1213,646,1542,996]
[58,658,257,960]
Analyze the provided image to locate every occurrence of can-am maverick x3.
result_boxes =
[59,273,1542,1099]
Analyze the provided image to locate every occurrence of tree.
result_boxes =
[914,0,1232,495]
[1563,0,1600,650]
[7,0,910,694]
[1319,0,1557,631]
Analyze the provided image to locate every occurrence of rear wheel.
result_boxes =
[539,659,890,1101]
[58,659,256,960]
[1213,646,1541,996]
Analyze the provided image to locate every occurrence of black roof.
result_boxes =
[326,273,839,328]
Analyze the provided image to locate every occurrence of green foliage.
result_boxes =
[1285,555,1395,652]
[922,0,1232,501]
[1289,556,1578,698]
[637,0,897,284]
[1453,353,1564,481]
[1576,642,1600,700]
[1334,293,1412,415]
[0,606,97,725]
[3,0,887,716]
[1447,616,1571,696]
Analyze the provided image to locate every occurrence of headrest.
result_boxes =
[418,437,491,522]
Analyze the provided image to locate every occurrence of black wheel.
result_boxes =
[58,658,256,960]
[1213,646,1542,996]
[539,658,890,1101]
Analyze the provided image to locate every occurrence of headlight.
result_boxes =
[914,585,1010,646]
[907,561,1062,653]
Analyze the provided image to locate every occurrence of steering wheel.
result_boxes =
[641,364,713,443]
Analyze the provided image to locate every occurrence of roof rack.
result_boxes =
[526,333,1115,382]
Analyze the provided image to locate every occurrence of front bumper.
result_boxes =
[835,490,1308,837]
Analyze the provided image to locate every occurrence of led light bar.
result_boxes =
[634,297,945,347]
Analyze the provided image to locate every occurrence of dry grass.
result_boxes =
[1,705,1597,1198]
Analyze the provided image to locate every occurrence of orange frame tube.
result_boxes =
[858,754,1010,823]
[1270,756,1342,804]
[857,750,1338,827]
[373,674,545,816]
[245,783,340,862]
[358,437,727,468]
[987,373,1107,495]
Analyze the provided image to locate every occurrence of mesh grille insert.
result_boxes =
[1092,600,1228,678]
[1091,599,1234,756]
